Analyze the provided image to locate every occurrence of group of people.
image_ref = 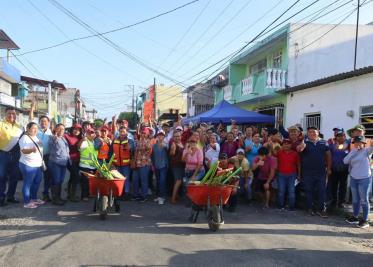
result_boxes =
[0,106,372,228]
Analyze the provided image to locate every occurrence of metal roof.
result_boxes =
[278,66,373,93]
[21,76,66,90]
[0,30,19,50]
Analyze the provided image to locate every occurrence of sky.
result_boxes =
[1,0,373,118]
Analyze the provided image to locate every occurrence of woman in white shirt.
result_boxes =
[204,134,220,168]
[19,122,44,208]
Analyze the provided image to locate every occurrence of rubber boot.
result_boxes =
[51,186,64,206]
[68,184,80,202]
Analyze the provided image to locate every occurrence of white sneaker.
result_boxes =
[24,203,38,209]
[153,197,160,202]
[158,198,165,205]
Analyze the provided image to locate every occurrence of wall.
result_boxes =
[156,85,186,116]
[288,23,373,87]
[285,72,373,139]
[0,77,12,95]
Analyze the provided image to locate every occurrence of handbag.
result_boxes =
[26,134,47,171]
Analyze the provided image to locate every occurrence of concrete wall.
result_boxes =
[288,23,373,86]
[156,85,186,116]
[285,72,373,139]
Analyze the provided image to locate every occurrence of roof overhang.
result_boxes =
[0,30,20,50]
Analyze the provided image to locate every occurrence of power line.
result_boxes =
[170,0,254,76]
[10,51,38,77]
[10,0,200,58]
[26,0,146,84]
[165,0,235,73]
[158,0,212,69]
[47,0,189,88]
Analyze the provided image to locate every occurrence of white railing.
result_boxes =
[223,85,232,100]
[0,92,16,107]
[266,69,287,89]
[241,76,253,95]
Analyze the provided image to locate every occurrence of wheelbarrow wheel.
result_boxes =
[208,205,222,232]
[98,195,108,220]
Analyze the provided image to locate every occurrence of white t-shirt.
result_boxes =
[19,135,43,168]
[205,143,220,165]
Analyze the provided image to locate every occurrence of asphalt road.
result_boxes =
[1,197,372,267]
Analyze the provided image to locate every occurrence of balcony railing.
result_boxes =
[266,68,287,89]
[0,92,16,107]
[223,85,232,101]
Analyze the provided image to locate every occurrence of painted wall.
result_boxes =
[285,73,373,139]
[288,23,373,87]
[156,85,186,116]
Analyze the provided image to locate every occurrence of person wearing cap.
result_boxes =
[112,116,134,140]
[343,136,373,228]
[78,128,98,201]
[204,134,220,168]
[347,124,365,139]
[327,127,344,145]
[0,107,24,206]
[264,129,282,157]
[252,147,277,209]
[286,125,304,151]
[110,126,134,199]
[228,148,251,210]
[133,127,152,202]
[64,123,82,202]
[170,130,185,204]
[95,126,112,164]
[218,153,234,170]
[328,130,349,210]
[151,130,169,205]
[297,126,332,218]
[48,123,70,206]
[277,139,300,211]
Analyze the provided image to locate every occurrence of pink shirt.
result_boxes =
[183,148,204,171]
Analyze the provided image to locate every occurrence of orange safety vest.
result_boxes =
[98,140,110,160]
[112,139,131,166]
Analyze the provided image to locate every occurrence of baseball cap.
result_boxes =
[236,148,245,155]
[282,138,292,144]
[86,128,95,134]
[72,123,82,129]
[219,153,228,160]
[175,126,183,131]
[347,124,365,137]
[157,130,165,136]
[335,130,345,136]
[288,125,300,132]
[332,126,344,132]
[100,126,109,132]
[352,135,367,144]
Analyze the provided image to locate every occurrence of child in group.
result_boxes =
[276,139,300,211]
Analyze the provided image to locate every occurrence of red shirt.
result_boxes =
[64,133,81,162]
[277,149,299,175]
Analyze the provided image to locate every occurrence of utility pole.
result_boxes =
[354,0,360,70]
[153,77,156,120]
[47,83,52,118]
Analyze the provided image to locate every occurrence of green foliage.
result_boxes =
[94,119,104,128]
[118,112,139,128]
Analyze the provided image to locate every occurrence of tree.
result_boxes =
[94,118,104,128]
[118,112,139,129]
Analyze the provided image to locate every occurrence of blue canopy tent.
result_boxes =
[183,100,275,124]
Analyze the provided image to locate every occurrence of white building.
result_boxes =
[281,66,373,139]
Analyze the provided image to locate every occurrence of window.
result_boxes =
[250,59,267,74]
[304,113,321,131]
[360,105,373,138]
[273,51,282,69]
[256,104,284,128]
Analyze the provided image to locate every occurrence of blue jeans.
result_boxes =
[117,166,131,194]
[278,173,296,209]
[19,162,42,204]
[42,155,51,197]
[184,169,205,182]
[239,176,253,200]
[350,177,372,221]
[0,150,20,201]
[155,167,168,198]
[303,172,326,212]
[48,161,67,186]
[133,166,150,198]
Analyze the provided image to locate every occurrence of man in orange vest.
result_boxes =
[95,126,112,164]
[110,126,134,199]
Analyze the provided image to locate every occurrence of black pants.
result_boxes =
[329,169,348,207]
[79,167,95,199]
[68,161,80,185]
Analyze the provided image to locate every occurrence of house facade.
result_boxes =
[214,23,373,127]
[280,66,373,139]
